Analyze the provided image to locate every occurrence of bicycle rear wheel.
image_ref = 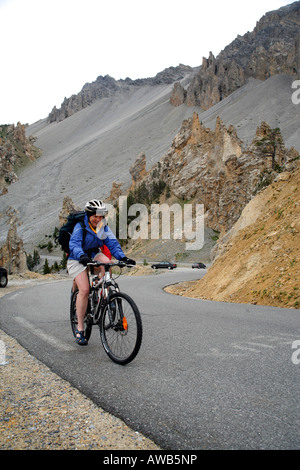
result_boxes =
[99,292,142,365]
[70,289,92,342]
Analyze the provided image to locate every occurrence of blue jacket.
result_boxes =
[68,213,125,261]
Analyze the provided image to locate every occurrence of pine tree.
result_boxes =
[43,258,51,274]
[33,249,40,265]
[60,252,67,269]
[26,254,34,271]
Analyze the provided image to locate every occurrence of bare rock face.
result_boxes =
[137,112,299,234]
[48,75,119,123]
[0,123,40,195]
[107,182,124,204]
[59,196,81,227]
[184,53,245,109]
[0,207,27,274]
[170,82,187,106]
[129,152,147,190]
[171,2,300,109]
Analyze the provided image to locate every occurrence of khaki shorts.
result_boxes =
[67,253,111,280]
[67,259,87,280]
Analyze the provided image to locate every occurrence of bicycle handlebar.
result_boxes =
[87,261,134,268]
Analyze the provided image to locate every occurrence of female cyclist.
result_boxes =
[67,199,135,345]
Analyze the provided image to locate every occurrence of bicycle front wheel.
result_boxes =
[99,292,142,365]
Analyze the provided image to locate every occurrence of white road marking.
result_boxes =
[6,291,23,300]
[14,316,75,351]
[0,339,8,365]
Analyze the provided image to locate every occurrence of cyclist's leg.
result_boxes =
[75,270,90,332]
[71,279,77,295]
[67,258,84,297]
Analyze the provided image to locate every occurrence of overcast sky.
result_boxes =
[0,0,293,125]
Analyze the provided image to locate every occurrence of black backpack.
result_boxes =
[58,211,86,254]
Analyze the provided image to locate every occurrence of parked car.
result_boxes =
[192,262,206,269]
[151,261,177,270]
[0,267,8,288]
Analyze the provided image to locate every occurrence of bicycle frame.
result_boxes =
[70,260,142,364]
[87,261,124,324]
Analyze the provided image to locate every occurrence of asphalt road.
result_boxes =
[1,268,300,450]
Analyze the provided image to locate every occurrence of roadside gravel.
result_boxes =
[0,275,160,451]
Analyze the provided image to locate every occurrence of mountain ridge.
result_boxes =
[46,2,300,124]
[0,2,299,278]
[171,1,300,109]
[47,64,195,124]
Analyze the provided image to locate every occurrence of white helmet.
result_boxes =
[85,199,108,216]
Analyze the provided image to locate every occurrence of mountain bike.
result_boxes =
[70,261,142,365]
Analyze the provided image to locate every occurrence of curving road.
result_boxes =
[1,268,300,450]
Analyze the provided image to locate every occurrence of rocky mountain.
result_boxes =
[0,2,299,287]
[129,112,299,235]
[0,207,27,273]
[0,123,41,195]
[48,65,194,123]
[166,163,300,309]
[170,1,300,108]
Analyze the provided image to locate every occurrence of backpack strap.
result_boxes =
[79,220,87,245]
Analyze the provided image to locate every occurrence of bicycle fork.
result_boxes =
[106,290,128,332]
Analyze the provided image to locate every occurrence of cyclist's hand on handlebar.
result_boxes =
[79,255,92,266]
[121,257,136,266]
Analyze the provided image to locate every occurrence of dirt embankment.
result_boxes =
[166,167,300,309]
